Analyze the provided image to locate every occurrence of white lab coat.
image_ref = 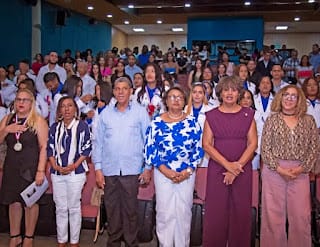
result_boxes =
[253,93,274,169]
[307,98,320,128]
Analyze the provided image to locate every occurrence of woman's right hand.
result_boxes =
[276,166,297,181]
[5,123,27,134]
[159,165,180,182]
[225,161,244,176]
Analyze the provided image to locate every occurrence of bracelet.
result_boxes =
[37,170,45,173]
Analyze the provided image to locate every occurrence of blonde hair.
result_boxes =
[14,89,39,132]
[271,85,307,117]
[185,83,208,115]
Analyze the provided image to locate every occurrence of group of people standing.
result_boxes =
[0,45,319,247]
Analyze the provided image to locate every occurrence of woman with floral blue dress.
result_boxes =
[144,86,204,247]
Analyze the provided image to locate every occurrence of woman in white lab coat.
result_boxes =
[253,76,274,169]
[302,77,320,128]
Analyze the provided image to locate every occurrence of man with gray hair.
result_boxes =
[92,77,151,247]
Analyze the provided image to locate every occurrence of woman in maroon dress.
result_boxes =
[202,76,258,247]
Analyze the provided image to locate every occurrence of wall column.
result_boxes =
[31,0,41,60]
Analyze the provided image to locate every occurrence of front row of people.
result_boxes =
[0,76,318,247]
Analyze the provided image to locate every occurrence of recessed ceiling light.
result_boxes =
[157,6,162,9]
[124,20,130,25]
[275,25,288,30]
[106,14,113,18]
[172,27,184,32]
[133,28,145,32]
[308,0,315,3]
[87,5,94,10]
[157,20,163,24]
[128,4,134,8]
[185,3,191,7]
[294,17,300,21]
[244,1,251,6]
[295,1,301,4]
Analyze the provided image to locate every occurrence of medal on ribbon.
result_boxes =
[14,115,27,152]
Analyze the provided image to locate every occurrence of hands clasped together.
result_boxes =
[276,166,303,181]
[53,163,77,175]
[223,161,244,186]
[160,165,191,183]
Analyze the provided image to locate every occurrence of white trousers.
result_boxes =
[51,173,86,244]
[154,168,195,247]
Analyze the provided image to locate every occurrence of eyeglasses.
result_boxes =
[168,95,184,101]
[282,93,298,101]
[15,98,32,103]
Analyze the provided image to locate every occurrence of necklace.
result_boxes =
[282,111,296,116]
[168,111,184,120]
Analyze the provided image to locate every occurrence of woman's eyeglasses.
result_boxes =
[282,93,298,101]
[168,95,184,101]
[15,98,32,103]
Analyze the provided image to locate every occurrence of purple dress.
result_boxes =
[203,107,254,247]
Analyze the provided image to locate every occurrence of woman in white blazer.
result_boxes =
[253,76,274,169]
[185,82,214,167]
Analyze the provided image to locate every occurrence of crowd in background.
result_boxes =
[0,41,319,247]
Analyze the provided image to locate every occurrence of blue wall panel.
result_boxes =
[0,0,32,66]
[0,0,111,66]
[187,17,264,50]
[41,3,112,56]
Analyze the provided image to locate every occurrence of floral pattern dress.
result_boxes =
[144,115,203,171]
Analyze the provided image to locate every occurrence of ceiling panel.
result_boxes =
[46,0,320,34]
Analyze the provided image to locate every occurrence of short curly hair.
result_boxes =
[215,76,243,103]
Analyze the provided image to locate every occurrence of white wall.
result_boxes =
[111,30,320,58]
[264,33,320,56]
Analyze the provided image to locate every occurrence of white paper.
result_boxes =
[20,177,49,207]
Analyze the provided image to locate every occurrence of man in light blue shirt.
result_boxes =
[92,77,151,247]
[125,54,143,83]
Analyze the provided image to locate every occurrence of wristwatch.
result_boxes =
[186,167,193,176]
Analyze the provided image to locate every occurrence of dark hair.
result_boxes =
[162,86,187,111]
[56,96,79,121]
[61,75,82,98]
[191,58,204,81]
[240,89,256,110]
[163,72,175,88]
[19,78,36,96]
[95,82,113,105]
[43,72,60,84]
[34,53,43,63]
[256,76,274,95]
[90,62,103,82]
[19,59,30,65]
[137,63,164,104]
[300,55,311,67]
[302,77,320,99]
